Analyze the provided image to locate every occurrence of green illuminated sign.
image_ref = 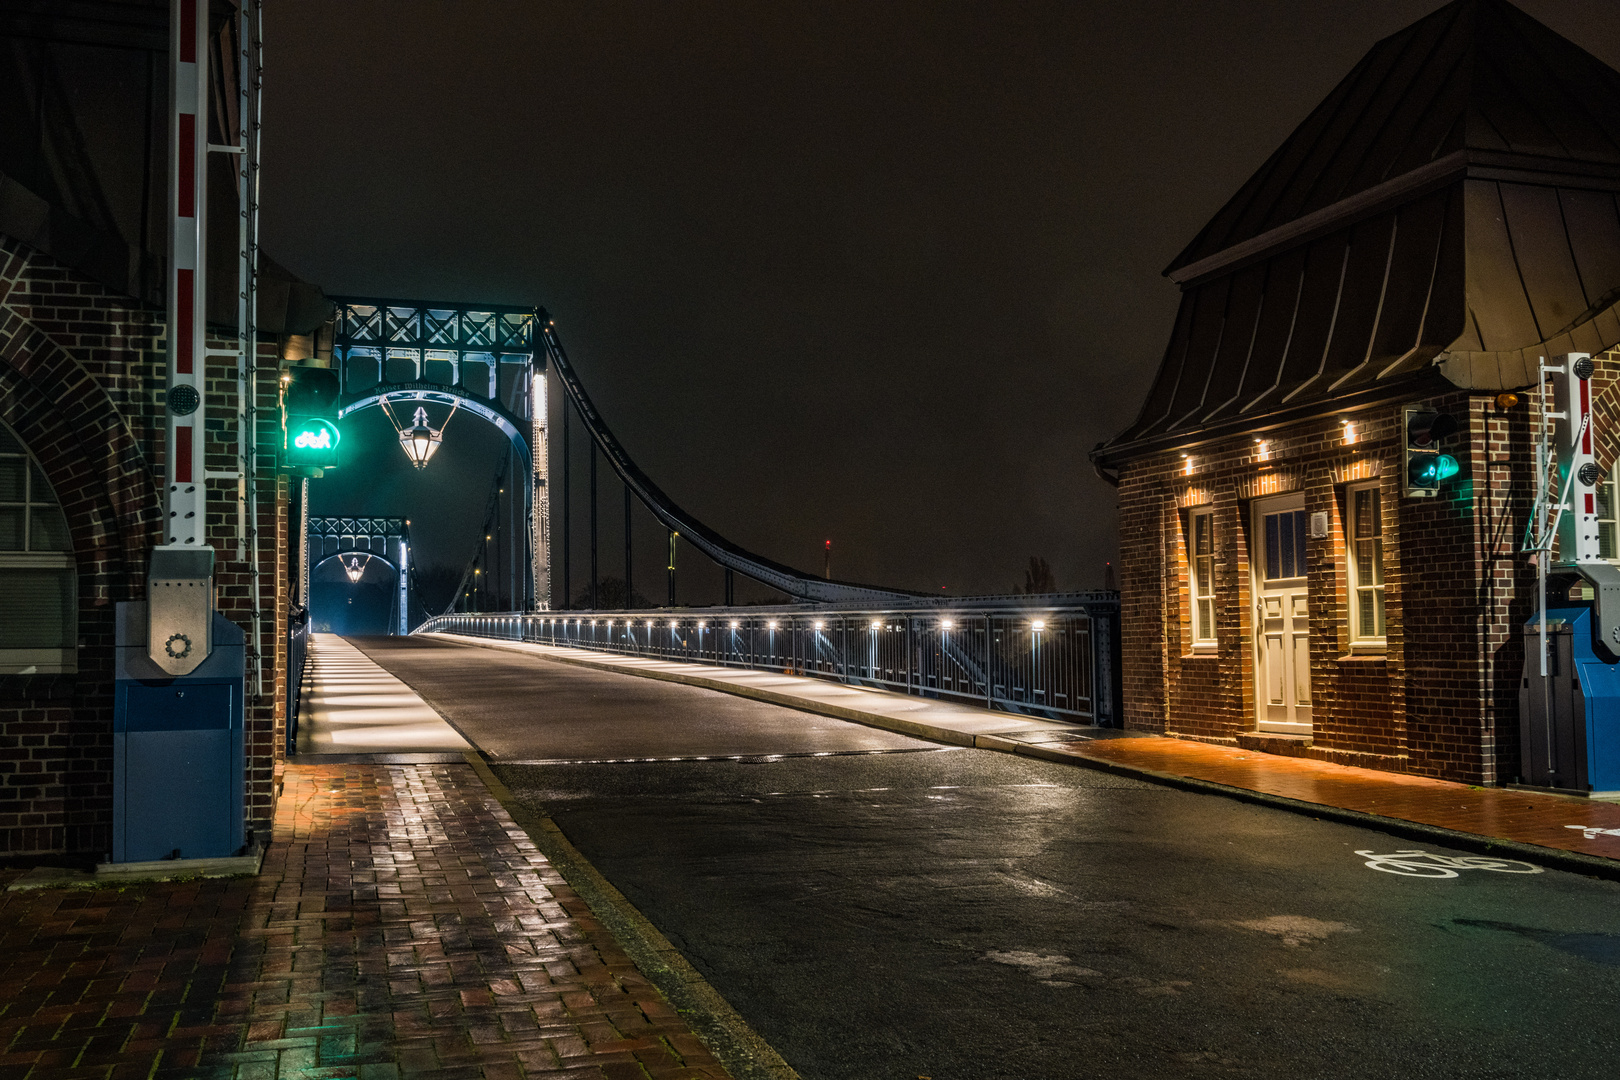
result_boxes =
[285,417,341,468]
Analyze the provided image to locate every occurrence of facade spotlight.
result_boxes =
[398,405,445,469]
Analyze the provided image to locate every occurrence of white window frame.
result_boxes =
[1188,507,1217,650]
[0,424,76,674]
[1346,480,1385,650]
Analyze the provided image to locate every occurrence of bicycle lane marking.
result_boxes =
[1356,850,1545,878]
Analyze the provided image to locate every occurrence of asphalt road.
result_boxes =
[352,636,1620,1080]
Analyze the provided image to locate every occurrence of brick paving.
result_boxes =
[1064,734,1620,862]
[0,762,732,1080]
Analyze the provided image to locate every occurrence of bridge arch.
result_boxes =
[304,517,411,634]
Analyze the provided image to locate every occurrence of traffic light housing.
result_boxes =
[282,364,341,471]
[1404,407,1459,497]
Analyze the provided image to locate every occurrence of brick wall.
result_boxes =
[0,233,288,856]
[1108,364,1620,785]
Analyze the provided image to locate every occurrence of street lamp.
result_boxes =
[398,406,443,469]
[343,555,368,584]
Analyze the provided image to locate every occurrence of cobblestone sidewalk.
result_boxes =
[0,763,732,1080]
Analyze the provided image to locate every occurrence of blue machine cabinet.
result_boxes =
[113,602,246,862]
[1520,604,1620,797]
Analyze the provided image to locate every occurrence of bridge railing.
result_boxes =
[416,596,1120,725]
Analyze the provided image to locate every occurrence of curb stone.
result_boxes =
[461,750,801,1080]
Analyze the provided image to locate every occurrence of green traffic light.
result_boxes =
[1406,452,1459,489]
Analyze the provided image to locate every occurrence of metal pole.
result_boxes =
[590,442,598,609]
[531,364,549,610]
[668,530,677,607]
[561,393,571,609]
[298,477,309,608]
[243,0,264,697]
[624,484,632,608]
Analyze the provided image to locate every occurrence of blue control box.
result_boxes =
[112,602,245,862]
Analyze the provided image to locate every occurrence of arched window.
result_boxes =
[0,422,76,674]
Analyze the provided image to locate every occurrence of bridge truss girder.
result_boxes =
[305,516,411,634]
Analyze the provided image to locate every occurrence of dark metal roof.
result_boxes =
[1099,0,1620,464]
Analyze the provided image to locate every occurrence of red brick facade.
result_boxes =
[1115,353,1620,785]
[0,233,289,856]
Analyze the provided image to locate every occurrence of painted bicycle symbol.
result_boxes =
[1355,849,1544,879]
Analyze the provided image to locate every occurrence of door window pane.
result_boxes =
[1263,510,1307,581]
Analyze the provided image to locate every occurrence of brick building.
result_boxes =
[1091,0,1620,785]
[0,3,328,855]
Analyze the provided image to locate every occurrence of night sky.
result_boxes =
[263,1,1620,602]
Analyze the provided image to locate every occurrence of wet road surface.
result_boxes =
[352,636,1620,1080]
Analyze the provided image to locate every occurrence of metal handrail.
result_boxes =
[416,597,1120,725]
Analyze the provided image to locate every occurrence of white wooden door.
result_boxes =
[1252,494,1312,733]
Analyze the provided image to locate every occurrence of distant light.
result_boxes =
[590,619,597,626]
[1032,620,1046,632]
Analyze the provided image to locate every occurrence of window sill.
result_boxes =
[1184,645,1219,659]
[1337,649,1387,662]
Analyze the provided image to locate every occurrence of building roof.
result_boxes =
[1098,0,1620,464]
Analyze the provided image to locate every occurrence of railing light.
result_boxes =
[813,621,825,630]
[768,621,778,630]
[698,621,706,629]
[730,620,740,629]
[871,620,882,630]
[1032,619,1046,632]
[941,619,954,630]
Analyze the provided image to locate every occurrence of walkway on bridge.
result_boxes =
[295,634,471,758]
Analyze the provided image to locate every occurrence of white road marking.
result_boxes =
[1356,849,1543,878]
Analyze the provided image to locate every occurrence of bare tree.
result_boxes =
[1021,556,1057,594]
